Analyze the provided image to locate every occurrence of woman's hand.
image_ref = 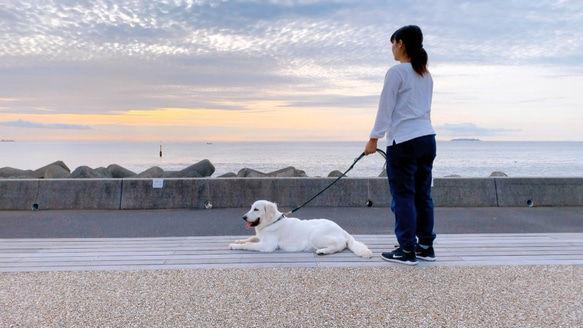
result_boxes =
[364,138,378,155]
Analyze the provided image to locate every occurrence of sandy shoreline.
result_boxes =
[2,265,582,327]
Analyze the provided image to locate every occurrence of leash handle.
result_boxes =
[287,148,386,215]
[375,148,387,158]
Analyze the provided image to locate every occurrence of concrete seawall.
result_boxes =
[1,177,582,211]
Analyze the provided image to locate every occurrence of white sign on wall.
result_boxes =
[152,179,164,189]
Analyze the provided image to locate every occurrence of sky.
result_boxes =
[1,0,582,142]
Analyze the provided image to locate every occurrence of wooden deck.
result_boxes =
[1,233,582,272]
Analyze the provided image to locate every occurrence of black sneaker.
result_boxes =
[381,247,418,266]
[415,245,436,261]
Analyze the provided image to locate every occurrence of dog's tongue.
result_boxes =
[246,222,252,230]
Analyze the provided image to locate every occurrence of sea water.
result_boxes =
[1,140,582,178]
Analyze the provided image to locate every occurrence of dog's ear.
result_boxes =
[265,202,276,222]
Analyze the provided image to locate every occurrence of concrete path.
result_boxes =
[0,206,581,272]
[1,206,582,238]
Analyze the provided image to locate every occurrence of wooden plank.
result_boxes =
[1,233,582,272]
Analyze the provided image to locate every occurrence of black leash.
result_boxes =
[283,148,386,216]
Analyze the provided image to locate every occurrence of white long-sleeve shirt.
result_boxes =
[370,63,435,144]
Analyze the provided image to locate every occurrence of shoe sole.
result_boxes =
[381,255,418,266]
[417,256,436,262]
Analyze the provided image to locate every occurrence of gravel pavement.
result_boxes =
[2,265,582,327]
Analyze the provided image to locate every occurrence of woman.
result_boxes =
[364,25,436,266]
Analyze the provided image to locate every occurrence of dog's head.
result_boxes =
[242,200,279,229]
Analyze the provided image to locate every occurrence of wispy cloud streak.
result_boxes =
[0,119,92,130]
[435,123,520,137]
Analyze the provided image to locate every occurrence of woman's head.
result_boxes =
[390,25,428,76]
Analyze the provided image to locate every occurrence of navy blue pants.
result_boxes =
[386,134,437,251]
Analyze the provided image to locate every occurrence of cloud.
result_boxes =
[0,119,91,130]
[282,95,379,108]
[435,123,520,137]
[3,1,581,78]
[4,0,578,67]
[0,1,581,141]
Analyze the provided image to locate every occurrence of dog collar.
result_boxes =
[270,214,285,226]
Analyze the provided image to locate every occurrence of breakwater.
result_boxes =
[1,177,582,210]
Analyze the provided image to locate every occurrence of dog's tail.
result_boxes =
[347,234,373,259]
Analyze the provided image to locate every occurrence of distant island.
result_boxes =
[1,139,15,142]
[451,138,481,142]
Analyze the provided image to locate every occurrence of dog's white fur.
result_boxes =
[229,200,373,258]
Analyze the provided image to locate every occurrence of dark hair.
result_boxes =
[390,25,428,76]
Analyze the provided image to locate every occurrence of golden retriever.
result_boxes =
[229,200,373,258]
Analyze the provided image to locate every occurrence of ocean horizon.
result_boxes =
[1,140,582,178]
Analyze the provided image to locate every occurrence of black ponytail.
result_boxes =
[390,25,428,76]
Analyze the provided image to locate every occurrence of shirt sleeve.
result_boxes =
[369,68,400,139]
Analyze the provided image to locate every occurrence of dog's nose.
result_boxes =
[242,216,247,221]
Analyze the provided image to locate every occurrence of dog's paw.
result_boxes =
[229,243,240,250]
[315,249,329,256]
[233,239,245,244]
[362,250,373,259]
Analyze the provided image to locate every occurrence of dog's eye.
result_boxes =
[254,208,259,211]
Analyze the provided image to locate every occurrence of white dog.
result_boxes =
[229,200,373,258]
